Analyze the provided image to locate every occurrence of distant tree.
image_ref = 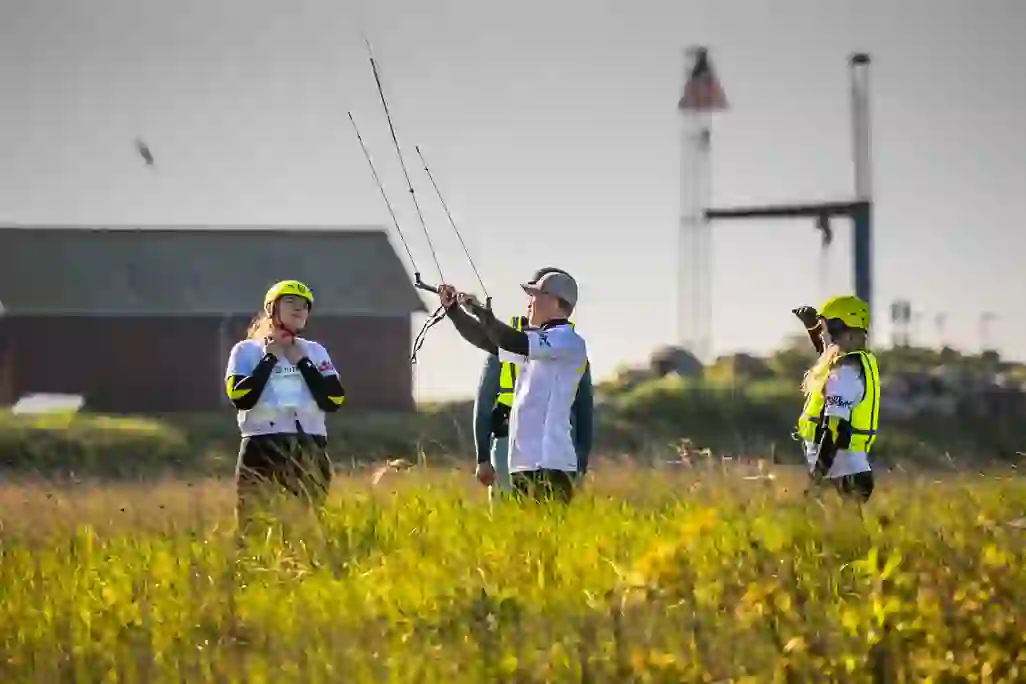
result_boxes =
[765,334,818,381]
[649,345,703,378]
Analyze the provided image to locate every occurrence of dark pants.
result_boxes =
[235,433,332,528]
[510,469,575,505]
[833,471,874,503]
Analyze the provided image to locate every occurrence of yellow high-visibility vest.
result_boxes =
[796,350,880,452]
[495,316,576,407]
[496,316,524,407]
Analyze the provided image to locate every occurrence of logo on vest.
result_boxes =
[537,332,551,348]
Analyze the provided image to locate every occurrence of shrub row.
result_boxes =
[0,407,475,479]
[1,377,1022,478]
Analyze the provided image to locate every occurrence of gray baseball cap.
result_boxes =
[521,271,578,309]
[527,266,568,283]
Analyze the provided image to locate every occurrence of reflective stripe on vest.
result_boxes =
[796,350,880,452]
[495,316,576,407]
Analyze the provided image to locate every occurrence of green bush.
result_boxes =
[600,376,1026,469]
[2,359,1024,478]
[0,408,476,479]
[600,377,801,461]
[0,412,212,477]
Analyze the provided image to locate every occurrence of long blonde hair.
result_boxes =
[801,343,843,396]
[800,329,870,396]
[247,310,273,340]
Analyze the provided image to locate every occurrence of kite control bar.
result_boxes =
[413,273,492,313]
[413,274,438,294]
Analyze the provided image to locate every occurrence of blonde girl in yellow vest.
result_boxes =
[793,295,880,503]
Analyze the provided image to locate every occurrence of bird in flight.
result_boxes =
[134,138,155,167]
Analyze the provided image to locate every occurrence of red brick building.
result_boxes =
[0,225,427,413]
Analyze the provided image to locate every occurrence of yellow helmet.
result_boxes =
[819,294,869,330]
[264,280,314,311]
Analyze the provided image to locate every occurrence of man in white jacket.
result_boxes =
[439,271,588,503]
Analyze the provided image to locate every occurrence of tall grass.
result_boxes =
[1,466,1025,682]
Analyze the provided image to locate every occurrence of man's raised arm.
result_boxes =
[446,304,498,355]
[437,284,497,354]
[462,298,530,357]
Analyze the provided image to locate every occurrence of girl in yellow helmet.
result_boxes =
[224,280,346,531]
[793,295,880,504]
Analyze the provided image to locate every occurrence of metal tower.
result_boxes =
[702,53,876,341]
[677,47,727,362]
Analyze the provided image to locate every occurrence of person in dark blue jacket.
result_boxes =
[450,267,594,498]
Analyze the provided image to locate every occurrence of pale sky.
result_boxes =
[2,0,1024,400]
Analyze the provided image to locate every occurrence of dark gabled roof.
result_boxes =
[0,225,428,316]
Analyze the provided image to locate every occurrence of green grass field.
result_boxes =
[2,463,1026,683]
